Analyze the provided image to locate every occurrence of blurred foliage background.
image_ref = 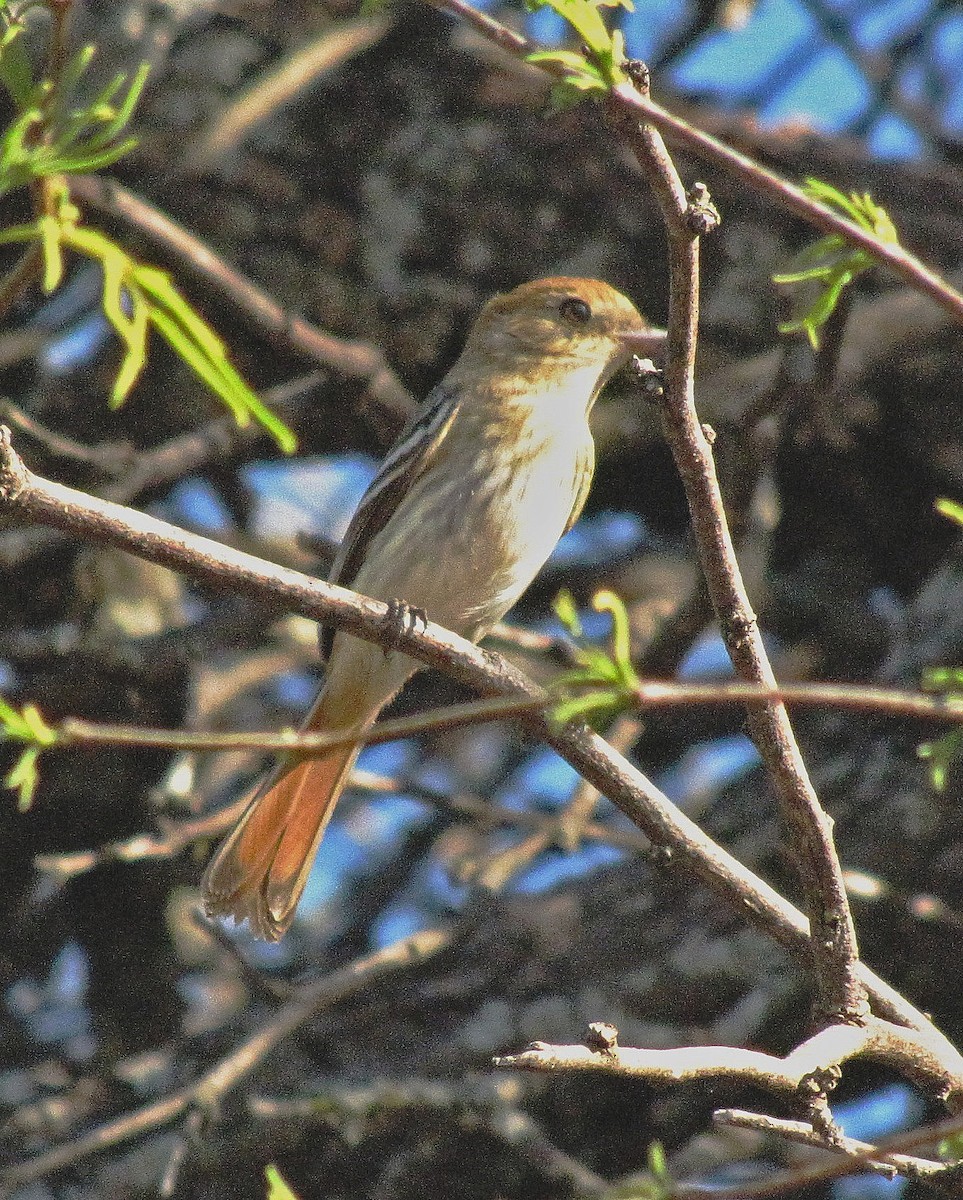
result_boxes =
[3,0,963,1196]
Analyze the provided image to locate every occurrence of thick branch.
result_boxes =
[0,428,944,1041]
[494,1016,963,1107]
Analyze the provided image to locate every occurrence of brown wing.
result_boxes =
[320,384,459,660]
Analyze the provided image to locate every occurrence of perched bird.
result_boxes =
[202,277,664,939]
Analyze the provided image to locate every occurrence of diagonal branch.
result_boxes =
[68,174,415,434]
[0,927,449,1193]
[0,425,946,1043]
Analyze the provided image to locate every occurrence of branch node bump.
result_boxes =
[685,181,722,236]
[625,59,650,94]
[585,1022,619,1056]
[0,425,28,504]
[630,356,665,401]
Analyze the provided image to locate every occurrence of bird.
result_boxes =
[202,277,664,939]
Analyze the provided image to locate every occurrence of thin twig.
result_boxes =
[249,1077,608,1197]
[184,16,392,173]
[0,372,322,569]
[424,0,963,328]
[68,174,415,432]
[0,427,946,1041]
[713,1109,945,1181]
[627,677,963,722]
[47,695,545,756]
[0,927,449,1194]
[1,398,138,472]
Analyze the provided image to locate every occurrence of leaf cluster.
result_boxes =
[0,6,295,451]
[0,190,296,447]
[0,25,149,194]
[524,0,633,108]
[0,695,56,810]
[551,588,640,725]
[773,178,899,349]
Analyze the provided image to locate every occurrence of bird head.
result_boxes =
[457,277,664,388]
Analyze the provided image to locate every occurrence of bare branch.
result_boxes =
[609,69,863,1020]
[68,174,415,433]
[0,426,948,1040]
[495,1015,963,1112]
[0,927,449,1193]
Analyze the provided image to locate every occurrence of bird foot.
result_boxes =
[381,598,428,656]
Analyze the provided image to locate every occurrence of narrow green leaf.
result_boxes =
[0,28,37,109]
[99,61,150,140]
[0,220,41,246]
[593,589,636,685]
[544,0,610,56]
[44,137,139,175]
[552,589,584,639]
[58,43,98,100]
[6,745,41,810]
[0,696,33,739]
[552,690,622,725]
[148,305,240,412]
[135,264,226,360]
[265,1165,300,1200]
[110,291,149,407]
[37,214,64,292]
[936,498,963,528]
[21,703,56,746]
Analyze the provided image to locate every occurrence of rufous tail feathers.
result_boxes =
[202,693,364,941]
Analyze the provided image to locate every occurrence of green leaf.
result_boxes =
[20,703,56,746]
[58,43,97,102]
[265,1165,300,1200]
[134,264,227,360]
[110,290,149,406]
[774,180,900,348]
[552,689,624,726]
[918,730,961,793]
[921,665,963,698]
[549,589,639,727]
[6,745,41,810]
[0,696,55,811]
[593,589,637,687]
[936,498,963,528]
[0,219,42,246]
[539,0,609,56]
[553,588,584,639]
[939,1131,963,1163]
[524,0,627,86]
[37,213,64,291]
[0,695,33,740]
[0,25,37,109]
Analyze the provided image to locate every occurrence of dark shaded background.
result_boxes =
[3,1,963,1196]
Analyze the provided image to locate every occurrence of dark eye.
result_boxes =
[559,296,592,324]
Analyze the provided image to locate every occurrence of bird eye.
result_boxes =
[559,296,592,324]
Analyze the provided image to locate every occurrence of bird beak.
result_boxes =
[620,327,667,360]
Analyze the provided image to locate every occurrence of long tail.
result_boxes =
[202,690,366,941]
